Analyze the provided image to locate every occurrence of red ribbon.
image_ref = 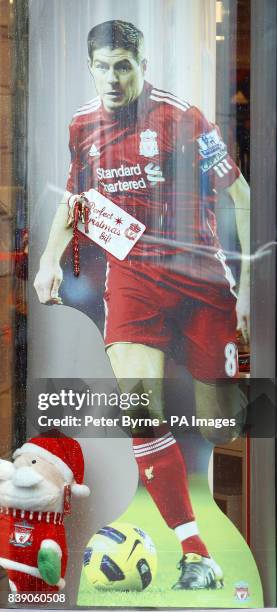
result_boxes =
[73,201,81,277]
[72,198,90,277]
[63,485,72,515]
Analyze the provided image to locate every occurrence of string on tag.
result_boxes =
[72,198,90,277]
[63,485,72,515]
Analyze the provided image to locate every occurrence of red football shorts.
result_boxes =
[103,260,238,381]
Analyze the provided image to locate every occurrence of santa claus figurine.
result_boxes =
[0,432,90,593]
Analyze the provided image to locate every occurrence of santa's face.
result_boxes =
[0,454,66,512]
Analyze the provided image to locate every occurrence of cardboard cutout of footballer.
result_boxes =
[27,2,262,608]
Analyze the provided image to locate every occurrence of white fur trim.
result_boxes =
[13,443,73,483]
[0,557,41,578]
[40,539,62,558]
[0,460,15,480]
[57,577,66,590]
[71,483,90,497]
[9,579,17,593]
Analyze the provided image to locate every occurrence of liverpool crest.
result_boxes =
[145,466,154,481]
[10,521,34,547]
[124,223,141,241]
[234,582,250,602]
[139,130,159,158]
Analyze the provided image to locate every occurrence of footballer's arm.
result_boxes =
[34,192,73,304]
[225,173,250,341]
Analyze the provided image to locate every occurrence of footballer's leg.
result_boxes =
[194,379,246,445]
[171,299,244,591]
[183,298,246,444]
[175,383,244,590]
[107,343,164,380]
[106,342,164,418]
[107,342,222,590]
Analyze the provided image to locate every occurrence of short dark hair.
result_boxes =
[87,20,145,62]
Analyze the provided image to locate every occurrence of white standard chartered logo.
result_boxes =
[144,163,165,185]
[96,163,165,193]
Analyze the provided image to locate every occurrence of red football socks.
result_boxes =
[132,432,209,558]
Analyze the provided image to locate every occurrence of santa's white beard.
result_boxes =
[0,469,64,512]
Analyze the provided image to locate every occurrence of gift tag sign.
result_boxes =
[77,189,146,260]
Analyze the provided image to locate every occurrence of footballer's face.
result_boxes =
[88,47,146,112]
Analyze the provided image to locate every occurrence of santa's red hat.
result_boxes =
[13,434,90,497]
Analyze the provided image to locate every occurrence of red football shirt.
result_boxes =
[66,81,240,280]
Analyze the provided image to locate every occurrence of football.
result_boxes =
[83,522,157,591]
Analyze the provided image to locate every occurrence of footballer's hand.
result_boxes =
[236,284,250,343]
[34,262,63,305]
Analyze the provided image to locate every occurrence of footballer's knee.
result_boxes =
[106,342,164,379]
[197,423,240,446]
[107,343,165,419]
[194,380,246,445]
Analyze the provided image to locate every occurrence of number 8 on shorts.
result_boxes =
[224,342,238,377]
